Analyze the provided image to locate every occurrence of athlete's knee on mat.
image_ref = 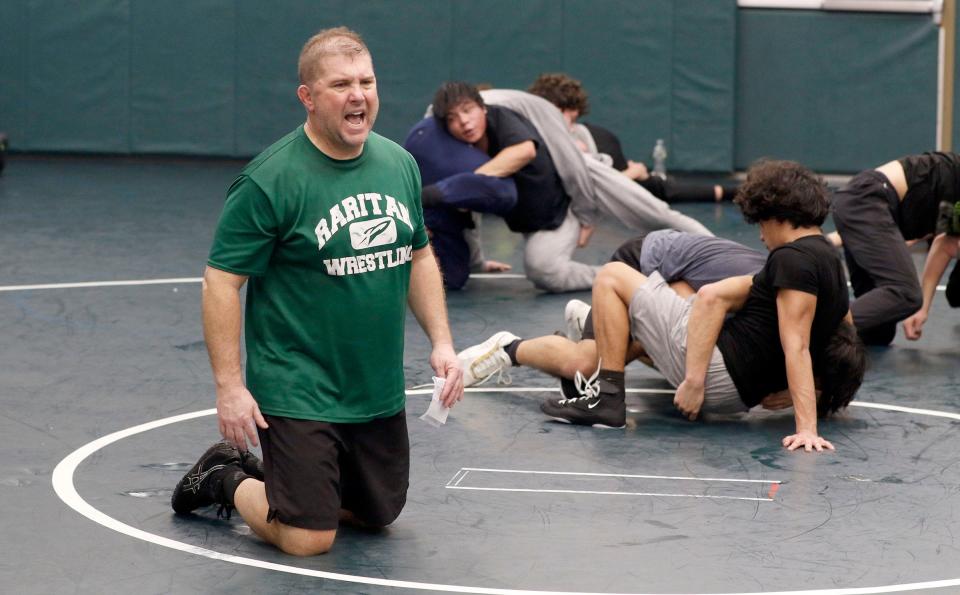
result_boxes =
[523,253,576,292]
[274,525,337,556]
[343,501,405,530]
[434,251,470,290]
[442,266,470,291]
[888,283,923,317]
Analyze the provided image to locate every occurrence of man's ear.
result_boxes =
[297,85,313,111]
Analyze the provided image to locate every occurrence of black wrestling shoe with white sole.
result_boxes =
[171,441,242,515]
[542,367,625,429]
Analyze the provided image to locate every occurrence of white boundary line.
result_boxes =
[445,486,773,503]
[456,467,780,484]
[0,277,202,292]
[51,397,960,595]
[410,386,677,395]
[0,277,949,293]
[446,467,778,502]
[468,273,527,279]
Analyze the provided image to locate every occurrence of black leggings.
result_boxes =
[832,170,923,345]
[638,176,737,203]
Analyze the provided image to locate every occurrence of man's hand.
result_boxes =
[782,431,834,452]
[482,260,512,273]
[622,160,650,181]
[430,343,464,408]
[577,224,595,248]
[217,385,269,451]
[903,310,928,340]
[674,379,705,421]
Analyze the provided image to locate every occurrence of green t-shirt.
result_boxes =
[208,127,428,422]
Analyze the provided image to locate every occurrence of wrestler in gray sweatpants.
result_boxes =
[481,90,712,236]
[478,90,712,292]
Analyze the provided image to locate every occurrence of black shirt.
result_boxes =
[583,122,628,171]
[485,106,569,233]
[717,235,849,407]
[899,151,960,240]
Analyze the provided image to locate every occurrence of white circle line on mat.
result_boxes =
[51,397,960,595]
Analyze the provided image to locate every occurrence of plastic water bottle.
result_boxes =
[652,139,667,180]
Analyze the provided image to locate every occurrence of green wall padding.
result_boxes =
[0,0,737,171]
[27,0,130,152]
[0,2,27,147]
[130,2,235,154]
[563,0,674,169]
[736,9,938,173]
[14,2,946,174]
[673,1,736,172]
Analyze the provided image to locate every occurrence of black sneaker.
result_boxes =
[171,441,242,515]
[542,367,625,429]
[239,449,264,481]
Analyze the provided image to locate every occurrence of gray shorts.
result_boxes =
[628,272,747,414]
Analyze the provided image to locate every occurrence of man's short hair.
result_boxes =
[817,321,867,417]
[528,73,590,116]
[298,27,369,85]
[527,72,590,116]
[734,160,830,228]
[432,82,485,126]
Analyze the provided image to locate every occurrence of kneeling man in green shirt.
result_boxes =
[171,26,463,556]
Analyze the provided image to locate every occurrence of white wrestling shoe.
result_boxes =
[458,331,521,387]
[564,299,591,341]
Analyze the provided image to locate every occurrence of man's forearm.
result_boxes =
[683,277,752,384]
[683,294,727,385]
[474,141,536,178]
[408,247,454,347]
[784,347,817,434]
[918,234,954,314]
[202,276,245,390]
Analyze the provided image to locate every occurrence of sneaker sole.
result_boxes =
[543,415,624,430]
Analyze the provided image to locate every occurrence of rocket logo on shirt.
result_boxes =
[314,192,413,276]
[350,217,397,250]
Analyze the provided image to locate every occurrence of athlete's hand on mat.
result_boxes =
[782,431,834,453]
[902,310,927,340]
[482,260,512,273]
[430,343,464,408]
[217,385,269,451]
[577,224,595,248]
[673,379,705,421]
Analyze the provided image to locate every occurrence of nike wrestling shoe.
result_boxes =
[542,365,626,429]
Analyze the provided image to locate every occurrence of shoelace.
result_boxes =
[558,360,601,405]
[470,347,512,387]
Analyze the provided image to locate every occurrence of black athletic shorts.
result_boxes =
[257,411,410,531]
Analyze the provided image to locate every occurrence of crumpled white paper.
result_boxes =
[419,376,449,427]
